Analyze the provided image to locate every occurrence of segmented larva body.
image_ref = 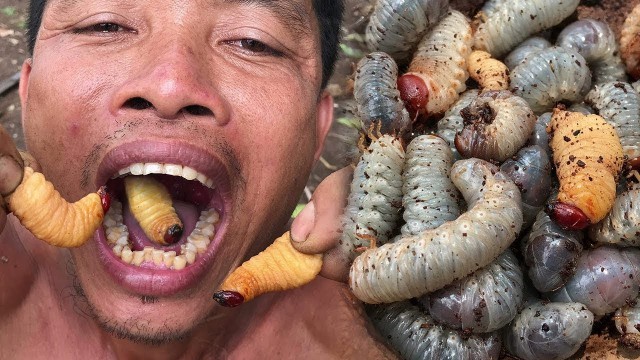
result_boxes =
[557,19,627,85]
[567,102,594,115]
[401,135,461,236]
[436,89,479,160]
[503,37,552,71]
[585,81,640,161]
[365,0,449,63]
[367,301,502,360]
[500,145,552,228]
[620,4,640,79]
[522,210,583,293]
[455,90,536,163]
[353,52,411,135]
[467,50,510,91]
[528,112,552,154]
[397,10,472,118]
[421,249,523,333]
[588,183,640,247]
[338,134,404,262]
[472,0,579,59]
[510,46,592,114]
[615,295,640,349]
[503,300,594,360]
[349,158,523,304]
[550,246,640,316]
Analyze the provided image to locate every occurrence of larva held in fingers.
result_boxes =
[615,295,640,349]
[503,300,594,360]
[400,135,461,236]
[7,167,108,248]
[367,301,502,360]
[546,109,624,230]
[472,0,579,59]
[420,249,523,334]
[349,158,522,304]
[503,37,552,71]
[397,10,472,118]
[353,52,410,135]
[620,4,640,79]
[364,0,449,63]
[510,47,592,114]
[455,90,536,163]
[436,89,479,160]
[338,134,404,262]
[549,246,640,316]
[467,50,510,91]
[588,183,640,247]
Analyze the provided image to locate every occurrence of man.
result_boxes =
[0,0,396,358]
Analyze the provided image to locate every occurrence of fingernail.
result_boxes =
[0,155,23,197]
[290,200,315,243]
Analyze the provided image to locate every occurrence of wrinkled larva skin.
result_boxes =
[522,210,583,293]
[401,135,461,236]
[365,0,449,63]
[455,90,536,163]
[557,19,627,85]
[567,102,594,115]
[353,52,411,135]
[368,301,502,360]
[436,89,479,160]
[550,246,640,316]
[338,134,404,262]
[503,37,552,71]
[589,183,640,247]
[421,249,523,333]
[621,4,640,79]
[510,46,592,114]
[503,300,594,360]
[500,145,552,228]
[467,50,510,91]
[527,112,552,154]
[585,81,640,160]
[473,0,579,59]
[349,158,523,304]
[615,295,640,349]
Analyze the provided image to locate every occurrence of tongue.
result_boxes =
[123,200,199,252]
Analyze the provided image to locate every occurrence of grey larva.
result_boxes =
[338,134,404,262]
[353,52,411,135]
[365,0,449,63]
[527,112,552,154]
[588,183,640,247]
[368,301,502,360]
[510,46,592,114]
[567,102,594,115]
[615,295,640,349]
[556,19,627,85]
[503,300,594,360]
[436,89,479,160]
[401,135,461,236]
[454,90,536,162]
[473,0,579,59]
[549,246,640,316]
[421,249,523,333]
[522,210,583,293]
[349,158,523,304]
[503,37,552,71]
[585,81,640,161]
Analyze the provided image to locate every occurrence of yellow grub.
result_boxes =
[468,50,509,91]
[124,176,182,245]
[7,167,104,247]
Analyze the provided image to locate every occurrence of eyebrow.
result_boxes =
[222,0,313,36]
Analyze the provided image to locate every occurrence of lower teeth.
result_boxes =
[103,199,219,270]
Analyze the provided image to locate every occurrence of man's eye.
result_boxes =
[233,39,283,56]
[75,23,127,34]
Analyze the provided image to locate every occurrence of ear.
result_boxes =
[18,58,32,117]
[313,91,334,161]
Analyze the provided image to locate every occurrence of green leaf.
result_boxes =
[1,7,16,17]
[339,43,364,59]
[291,203,306,218]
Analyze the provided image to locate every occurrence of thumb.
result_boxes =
[0,127,24,198]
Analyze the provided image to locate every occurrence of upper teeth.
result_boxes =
[115,162,215,188]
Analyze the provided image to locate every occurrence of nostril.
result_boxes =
[184,105,214,116]
[123,97,154,110]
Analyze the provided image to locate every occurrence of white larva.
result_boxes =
[503,300,594,360]
[472,0,579,59]
[588,183,640,247]
[365,0,449,63]
[585,81,640,161]
[349,158,523,304]
[436,89,479,160]
[367,301,502,360]
[556,19,627,85]
[353,52,411,135]
[338,134,405,262]
[400,135,461,236]
[510,46,592,114]
[421,249,523,333]
[503,37,552,71]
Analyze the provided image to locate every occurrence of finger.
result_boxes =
[19,150,41,172]
[290,166,352,254]
[0,127,24,198]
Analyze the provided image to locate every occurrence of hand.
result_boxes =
[0,126,24,231]
[290,166,353,283]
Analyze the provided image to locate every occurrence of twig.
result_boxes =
[0,71,20,96]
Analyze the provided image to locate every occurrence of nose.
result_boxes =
[111,40,230,124]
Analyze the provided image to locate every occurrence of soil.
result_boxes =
[3,1,640,359]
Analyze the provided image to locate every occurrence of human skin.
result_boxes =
[0,0,396,358]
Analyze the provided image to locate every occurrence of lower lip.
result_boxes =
[95,217,227,297]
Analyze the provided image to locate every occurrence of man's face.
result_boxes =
[19,0,332,342]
